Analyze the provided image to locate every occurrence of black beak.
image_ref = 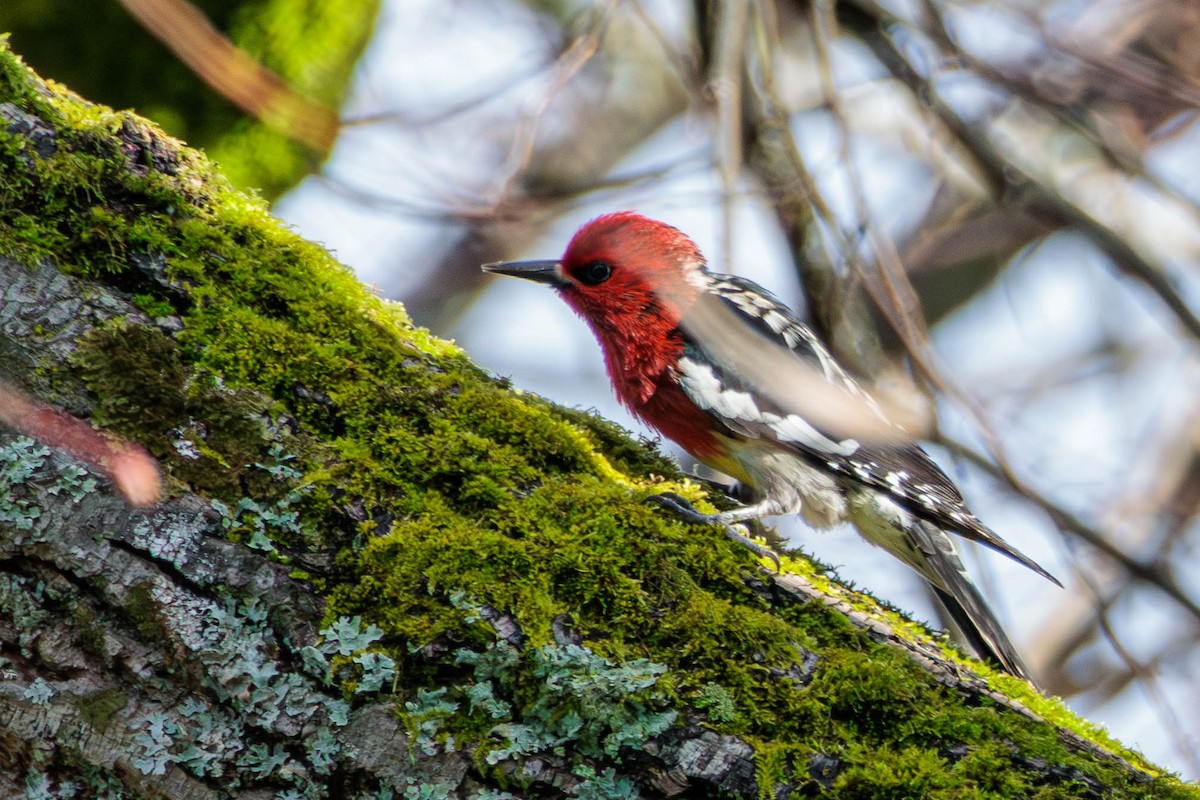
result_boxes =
[482,259,569,288]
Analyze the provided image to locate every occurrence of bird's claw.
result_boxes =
[646,492,781,572]
[721,523,782,572]
[645,492,709,522]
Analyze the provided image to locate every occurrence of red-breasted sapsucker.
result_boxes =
[483,211,1058,684]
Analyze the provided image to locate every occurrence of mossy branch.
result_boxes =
[0,41,1194,799]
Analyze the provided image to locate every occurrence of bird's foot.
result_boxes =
[646,492,781,572]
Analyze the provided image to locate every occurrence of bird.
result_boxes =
[482,211,1058,684]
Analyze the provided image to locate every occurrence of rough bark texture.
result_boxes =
[0,42,1195,800]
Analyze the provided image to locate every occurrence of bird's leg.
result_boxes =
[647,492,783,571]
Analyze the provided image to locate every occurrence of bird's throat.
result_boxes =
[593,316,684,407]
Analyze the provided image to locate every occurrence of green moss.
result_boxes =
[69,320,281,498]
[539,400,679,479]
[834,743,961,799]
[952,741,1033,797]
[124,583,166,643]
[71,321,189,445]
[0,36,46,113]
[0,39,1194,797]
[75,688,128,732]
[132,293,176,318]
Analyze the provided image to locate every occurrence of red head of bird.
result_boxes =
[484,212,708,405]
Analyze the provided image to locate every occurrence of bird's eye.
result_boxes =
[576,260,613,286]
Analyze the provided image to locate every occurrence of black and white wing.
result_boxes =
[676,273,1058,585]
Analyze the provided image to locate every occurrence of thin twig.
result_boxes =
[489,5,612,206]
[741,0,885,375]
[941,435,1200,627]
[117,0,339,152]
[709,0,748,270]
[1074,552,1200,776]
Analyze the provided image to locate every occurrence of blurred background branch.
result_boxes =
[116,0,341,153]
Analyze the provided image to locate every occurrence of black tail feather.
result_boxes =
[902,518,1040,687]
[933,585,1038,688]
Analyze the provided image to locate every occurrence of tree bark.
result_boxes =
[0,42,1193,800]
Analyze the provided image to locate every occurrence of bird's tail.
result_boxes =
[902,518,1039,686]
[931,583,1037,687]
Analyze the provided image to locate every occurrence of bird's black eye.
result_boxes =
[576,260,613,286]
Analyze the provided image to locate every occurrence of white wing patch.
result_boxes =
[761,411,859,455]
[677,357,764,421]
[761,310,791,334]
[676,357,860,456]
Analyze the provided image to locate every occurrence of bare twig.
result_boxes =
[740,1,885,376]
[940,435,1200,627]
[489,3,613,206]
[0,380,160,507]
[1075,556,1200,776]
[709,0,749,268]
[117,0,339,153]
